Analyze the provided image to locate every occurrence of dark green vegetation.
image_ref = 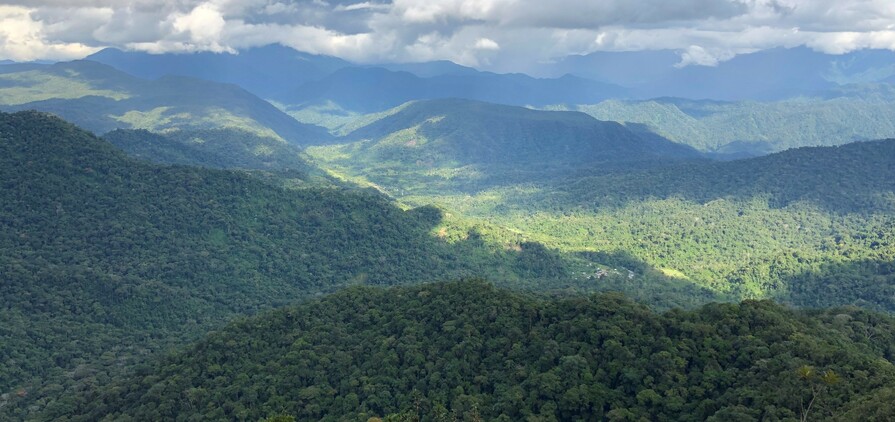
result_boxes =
[61,280,895,421]
[0,111,563,418]
[309,99,698,193]
[0,60,330,144]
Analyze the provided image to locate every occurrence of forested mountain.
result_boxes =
[308,113,895,313]
[278,68,628,113]
[308,99,698,194]
[568,95,895,155]
[104,128,315,173]
[554,139,895,213]
[59,280,895,421]
[0,60,331,144]
[86,46,352,98]
[0,111,543,418]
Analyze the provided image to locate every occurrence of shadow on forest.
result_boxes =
[781,257,895,313]
[535,138,895,216]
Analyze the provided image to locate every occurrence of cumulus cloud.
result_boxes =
[0,0,894,70]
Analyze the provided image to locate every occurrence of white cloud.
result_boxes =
[171,3,231,52]
[474,37,499,50]
[0,0,894,70]
[0,5,98,61]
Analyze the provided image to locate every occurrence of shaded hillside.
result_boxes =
[87,46,351,98]
[348,99,696,163]
[60,281,895,421]
[555,139,895,213]
[280,67,628,113]
[0,111,529,418]
[308,99,698,194]
[0,60,331,144]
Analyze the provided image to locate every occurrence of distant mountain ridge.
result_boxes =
[342,98,697,165]
[307,99,700,195]
[279,67,629,113]
[83,44,895,112]
[87,45,351,98]
[0,60,332,144]
[573,95,895,155]
[541,47,895,101]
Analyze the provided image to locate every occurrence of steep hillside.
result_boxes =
[280,67,628,113]
[87,46,351,98]
[60,281,895,421]
[0,111,532,418]
[308,99,698,194]
[0,60,331,144]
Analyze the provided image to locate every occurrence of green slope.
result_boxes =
[0,111,544,418]
[103,128,316,173]
[308,107,895,311]
[60,280,895,421]
[0,60,331,145]
[308,99,699,194]
[572,93,895,155]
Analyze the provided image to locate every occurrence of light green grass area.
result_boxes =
[0,71,130,105]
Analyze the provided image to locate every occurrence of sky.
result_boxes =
[1,0,895,72]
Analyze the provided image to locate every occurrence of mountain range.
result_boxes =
[0,60,331,144]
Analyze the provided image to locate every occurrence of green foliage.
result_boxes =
[0,111,553,418]
[309,102,895,311]
[308,99,698,196]
[60,280,895,421]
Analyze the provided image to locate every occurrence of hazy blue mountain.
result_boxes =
[545,47,895,100]
[378,60,479,77]
[0,60,331,144]
[641,47,837,100]
[280,67,629,113]
[541,50,682,85]
[87,45,352,98]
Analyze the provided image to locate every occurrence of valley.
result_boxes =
[2,31,895,421]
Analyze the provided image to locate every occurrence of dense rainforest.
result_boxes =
[2,48,895,421]
[58,280,895,421]
[308,111,895,313]
[0,111,565,418]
